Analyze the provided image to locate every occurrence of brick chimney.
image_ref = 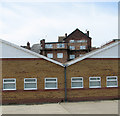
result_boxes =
[86,31,89,37]
[65,33,67,38]
[27,42,31,50]
[40,39,45,49]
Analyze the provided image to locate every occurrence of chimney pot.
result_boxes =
[65,33,67,37]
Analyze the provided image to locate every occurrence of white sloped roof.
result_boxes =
[0,39,64,67]
[65,41,119,66]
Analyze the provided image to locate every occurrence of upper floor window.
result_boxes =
[71,77,83,88]
[69,46,75,50]
[80,46,86,49]
[24,78,37,90]
[57,44,65,48]
[106,76,118,87]
[77,40,87,43]
[3,78,16,90]
[89,77,101,88]
[45,78,57,89]
[70,55,75,59]
[69,40,75,43]
[47,53,53,58]
[45,44,53,48]
[57,53,63,58]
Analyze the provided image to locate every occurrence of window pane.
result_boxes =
[4,83,15,89]
[107,77,117,80]
[72,82,82,88]
[107,81,117,86]
[25,79,36,82]
[90,78,100,80]
[70,40,74,43]
[90,81,100,87]
[25,83,36,89]
[57,53,63,58]
[57,44,64,48]
[47,54,53,58]
[4,79,15,82]
[72,78,82,81]
[70,55,75,59]
[46,83,57,88]
[46,79,56,81]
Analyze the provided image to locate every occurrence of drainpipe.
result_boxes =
[64,65,67,102]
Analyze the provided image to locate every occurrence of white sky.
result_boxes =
[0,0,118,47]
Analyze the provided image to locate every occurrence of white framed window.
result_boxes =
[69,40,75,43]
[45,78,57,89]
[69,46,75,50]
[71,77,83,88]
[106,76,118,87]
[45,44,53,48]
[57,44,65,48]
[47,53,53,58]
[24,78,37,90]
[80,46,86,49]
[3,78,16,90]
[70,55,75,59]
[57,53,63,58]
[89,77,101,88]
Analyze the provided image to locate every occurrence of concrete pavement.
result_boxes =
[2,100,118,114]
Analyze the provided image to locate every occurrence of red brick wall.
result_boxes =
[2,58,65,104]
[66,58,119,101]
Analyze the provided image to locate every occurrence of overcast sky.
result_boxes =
[0,0,118,47]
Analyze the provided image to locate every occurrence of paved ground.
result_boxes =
[2,100,119,114]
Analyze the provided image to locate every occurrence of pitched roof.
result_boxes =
[0,39,64,67]
[63,28,92,40]
[65,41,119,66]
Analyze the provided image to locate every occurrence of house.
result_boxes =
[1,39,65,104]
[65,40,119,101]
[40,28,92,63]
[1,38,119,105]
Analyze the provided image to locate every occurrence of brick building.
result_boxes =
[65,41,119,101]
[40,28,92,63]
[1,39,119,105]
[1,39,64,104]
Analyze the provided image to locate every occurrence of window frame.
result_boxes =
[80,46,86,49]
[45,78,58,89]
[47,53,53,58]
[89,77,101,88]
[57,44,65,48]
[106,76,118,87]
[24,78,37,90]
[3,78,16,90]
[69,55,75,59]
[69,40,75,43]
[71,77,83,88]
[45,44,53,48]
[69,46,75,50]
[57,53,63,58]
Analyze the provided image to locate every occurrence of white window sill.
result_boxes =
[24,88,37,90]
